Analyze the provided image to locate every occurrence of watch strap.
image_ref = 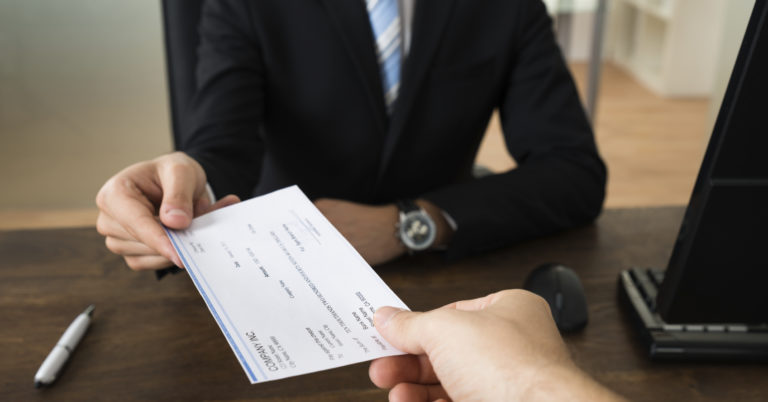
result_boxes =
[396,199,421,214]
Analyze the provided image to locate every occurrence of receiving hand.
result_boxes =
[369,290,623,402]
[314,198,405,266]
[95,152,240,270]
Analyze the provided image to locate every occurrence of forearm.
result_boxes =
[415,0,606,260]
[183,0,267,200]
[422,154,606,260]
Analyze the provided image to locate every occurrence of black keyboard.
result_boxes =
[627,268,662,312]
[619,267,768,360]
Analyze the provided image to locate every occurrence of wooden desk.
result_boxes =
[1,207,766,401]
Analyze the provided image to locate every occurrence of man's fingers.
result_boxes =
[105,236,162,257]
[124,254,176,271]
[96,212,134,241]
[193,193,212,217]
[212,194,241,210]
[157,160,202,229]
[388,383,450,402]
[198,194,241,216]
[374,307,428,355]
[369,355,438,389]
[94,153,202,269]
[102,185,181,266]
[98,207,182,268]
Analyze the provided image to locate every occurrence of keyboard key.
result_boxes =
[631,268,658,309]
[728,325,748,332]
[648,269,665,287]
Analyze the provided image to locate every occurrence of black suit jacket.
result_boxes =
[182,0,607,260]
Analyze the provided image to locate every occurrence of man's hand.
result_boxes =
[369,290,624,402]
[95,152,240,271]
[315,198,454,266]
[314,199,405,265]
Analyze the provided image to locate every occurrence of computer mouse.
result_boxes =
[523,263,588,333]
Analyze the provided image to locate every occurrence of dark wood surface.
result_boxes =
[1,207,766,401]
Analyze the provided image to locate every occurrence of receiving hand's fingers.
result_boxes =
[369,354,438,389]
[124,254,176,271]
[388,382,450,402]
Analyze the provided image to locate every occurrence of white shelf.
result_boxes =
[607,0,725,97]
[542,0,598,15]
[621,0,673,21]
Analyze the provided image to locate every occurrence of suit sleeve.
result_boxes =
[181,0,265,199]
[422,0,607,260]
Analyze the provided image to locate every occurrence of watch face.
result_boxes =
[399,211,436,251]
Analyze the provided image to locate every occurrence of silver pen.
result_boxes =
[34,305,95,388]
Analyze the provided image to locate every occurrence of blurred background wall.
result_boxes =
[0,0,172,210]
[0,0,757,226]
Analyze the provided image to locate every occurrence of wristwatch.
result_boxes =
[396,199,437,253]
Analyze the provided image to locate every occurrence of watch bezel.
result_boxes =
[398,210,437,251]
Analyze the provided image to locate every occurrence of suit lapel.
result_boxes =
[377,0,457,180]
[319,0,388,137]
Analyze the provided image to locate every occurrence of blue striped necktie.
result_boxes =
[366,0,402,114]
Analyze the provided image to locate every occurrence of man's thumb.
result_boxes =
[374,307,426,355]
[158,171,198,229]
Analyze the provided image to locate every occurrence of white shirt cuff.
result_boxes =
[205,182,216,204]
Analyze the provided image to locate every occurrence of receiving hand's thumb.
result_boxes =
[374,307,426,355]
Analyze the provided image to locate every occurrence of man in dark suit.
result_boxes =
[96,0,606,271]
